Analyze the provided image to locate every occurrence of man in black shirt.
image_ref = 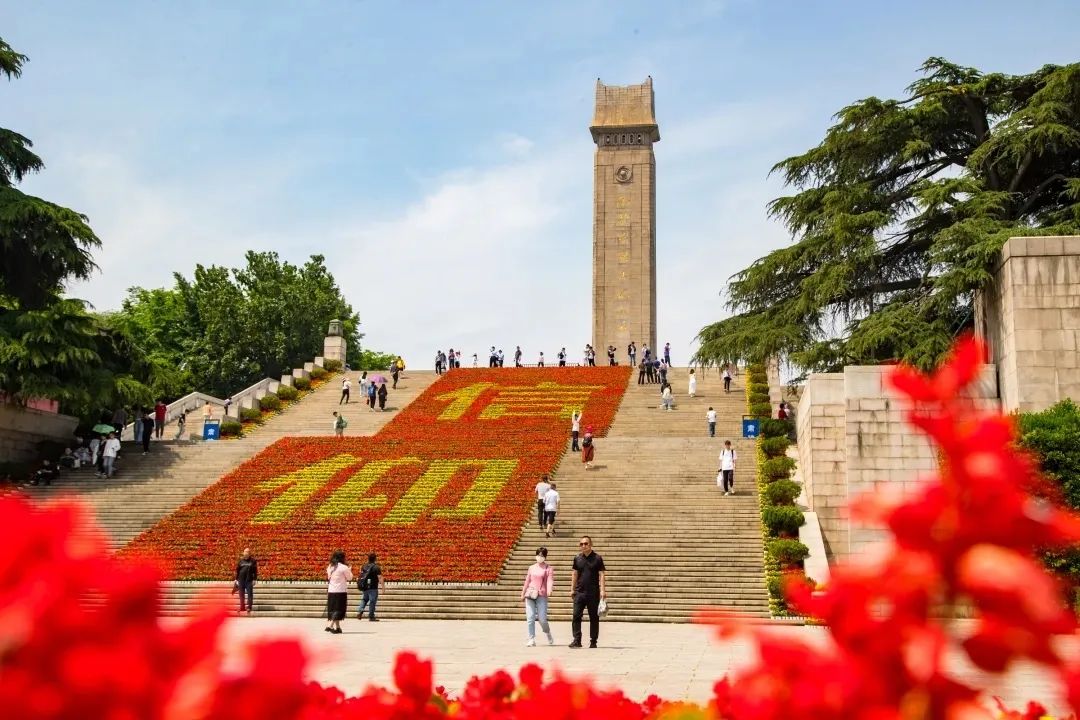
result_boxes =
[569,535,606,648]
[235,548,258,615]
[356,552,384,621]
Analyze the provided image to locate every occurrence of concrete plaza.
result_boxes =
[220,618,1066,712]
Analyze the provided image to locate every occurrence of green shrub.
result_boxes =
[765,479,802,506]
[766,573,783,600]
[749,402,772,418]
[220,419,243,437]
[310,366,328,379]
[259,394,282,411]
[748,381,770,395]
[747,362,767,376]
[748,392,771,406]
[760,435,791,458]
[767,538,810,566]
[761,418,794,439]
[294,376,311,391]
[277,384,299,401]
[1018,400,1080,584]
[762,505,805,536]
[323,359,343,372]
[240,407,262,423]
[762,456,796,481]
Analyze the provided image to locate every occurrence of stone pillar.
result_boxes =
[323,319,347,365]
[976,235,1080,412]
[590,77,659,356]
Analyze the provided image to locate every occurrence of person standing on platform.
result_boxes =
[637,359,647,385]
[435,351,444,375]
[558,348,567,367]
[607,346,616,365]
[534,475,552,529]
[571,411,582,451]
[235,548,257,615]
[569,536,606,649]
[515,346,523,367]
[356,553,383,621]
[538,351,545,367]
[719,440,737,496]
[664,342,671,365]
[521,547,555,646]
[324,550,352,634]
[498,349,505,367]
[628,341,637,367]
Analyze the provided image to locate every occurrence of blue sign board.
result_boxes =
[742,418,760,439]
[203,420,221,441]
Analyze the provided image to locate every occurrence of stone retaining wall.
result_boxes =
[0,404,79,465]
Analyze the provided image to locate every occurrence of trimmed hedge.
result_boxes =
[761,418,794,439]
[748,392,771,406]
[310,366,328,379]
[220,419,243,437]
[239,407,262,423]
[259,394,282,411]
[762,456,796,481]
[749,402,772,418]
[747,362,767,375]
[748,382,770,395]
[762,505,805,536]
[277,384,299,401]
[294,376,311,391]
[764,479,802,506]
[323,359,343,372]
[767,538,810,566]
[760,435,791,458]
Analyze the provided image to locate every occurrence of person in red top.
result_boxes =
[154,400,167,439]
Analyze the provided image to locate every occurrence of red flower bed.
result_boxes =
[122,367,630,581]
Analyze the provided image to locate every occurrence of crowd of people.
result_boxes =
[431,341,677,371]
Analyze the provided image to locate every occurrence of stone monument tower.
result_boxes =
[590,77,659,358]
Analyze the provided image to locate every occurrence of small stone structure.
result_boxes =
[591,77,659,355]
[976,235,1080,413]
[323,319,347,365]
[0,403,79,465]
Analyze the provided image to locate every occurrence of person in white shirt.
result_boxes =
[538,352,545,367]
[688,369,697,397]
[706,407,717,437]
[661,384,673,411]
[543,483,560,537]
[570,411,582,451]
[340,377,351,404]
[534,475,552,529]
[723,366,733,394]
[101,433,121,478]
[719,440,737,495]
[558,348,567,367]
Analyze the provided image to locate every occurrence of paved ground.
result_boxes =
[218,618,1068,712]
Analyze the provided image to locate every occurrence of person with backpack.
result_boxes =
[355,553,384,621]
[332,411,348,437]
[719,440,737,496]
[377,383,388,411]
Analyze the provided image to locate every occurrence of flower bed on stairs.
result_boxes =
[122,367,630,582]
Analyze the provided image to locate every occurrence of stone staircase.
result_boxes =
[22,372,438,547]
[162,368,770,621]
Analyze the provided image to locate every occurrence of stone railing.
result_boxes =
[119,355,330,439]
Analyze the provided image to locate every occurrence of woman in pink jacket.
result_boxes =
[520,546,554,646]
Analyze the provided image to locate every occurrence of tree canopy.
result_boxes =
[111,252,367,398]
[694,58,1080,374]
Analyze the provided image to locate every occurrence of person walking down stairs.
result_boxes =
[706,407,717,437]
[543,482,560,537]
[719,440,737,496]
[521,547,554,647]
[581,427,595,470]
[534,475,551,529]
[234,548,257,616]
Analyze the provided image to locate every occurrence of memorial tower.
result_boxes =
[590,77,659,358]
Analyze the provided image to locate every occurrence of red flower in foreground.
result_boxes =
[701,335,1080,718]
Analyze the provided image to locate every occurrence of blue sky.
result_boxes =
[6,1,1079,368]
